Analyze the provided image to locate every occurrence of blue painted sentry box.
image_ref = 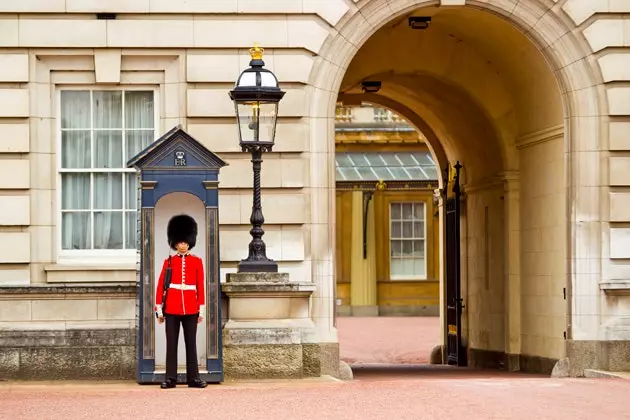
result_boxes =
[127,126,227,384]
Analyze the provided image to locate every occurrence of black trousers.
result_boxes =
[165,313,200,383]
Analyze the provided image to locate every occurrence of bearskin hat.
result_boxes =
[167,214,198,250]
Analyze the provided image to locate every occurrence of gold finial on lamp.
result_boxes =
[249,43,264,60]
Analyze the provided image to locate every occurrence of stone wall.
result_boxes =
[0,284,137,380]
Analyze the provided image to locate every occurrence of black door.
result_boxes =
[443,162,466,366]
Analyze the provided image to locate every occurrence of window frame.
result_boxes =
[55,86,159,264]
[374,192,435,282]
[388,201,428,281]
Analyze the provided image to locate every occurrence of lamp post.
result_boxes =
[229,43,285,273]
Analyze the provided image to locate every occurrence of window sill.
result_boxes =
[44,263,138,283]
[388,277,433,282]
[600,280,630,295]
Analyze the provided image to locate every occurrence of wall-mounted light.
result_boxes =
[408,16,431,30]
[361,81,382,93]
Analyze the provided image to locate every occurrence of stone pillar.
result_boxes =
[503,173,521,370]
[350,191,378,316]
[221,272,318,379]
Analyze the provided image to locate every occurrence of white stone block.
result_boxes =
[0,269,29,285]
[610,193,630,222]
[0,232,30,263]
[107,20,194,47]
[97,299,136,320]
[187,51,240,82]
[0,17,18,47]
[303,0,350,26]
[598,53,630,82]
[19,19,107,47]
[220,228,281,261]
[0,89,28,117]
[149,0,236,13]
[241,193,306,224]
[288,18,330,54]
[274,52,314,84]
[187,88,233,117]
[31,226,53,263]
[610,0,630,12]
[94,49,122,84]
[188,123,241,152]
[0,0,64,12]
[281,227,305,260]
[440,0,465,4]
[0,123,29,152]
[278,89,307,117]
[193,18,288,48]
[583,19,624,52]
[188,120,307,152]
[609,157,630,186]
[238,0,302,13]
[220,157,282,189]
[66,0,150,12]
[562,0,605,26]
[0,300,31,321]
[218,194,241,225]
[610,228,630,259]
[0,160,29,189]
[31,299,98,321]
[607,86,630,115]
[610,122,630,150]
[0,54,28,82]
[219,227,304,262]
[187,88,306,118]
[0,196,30,225]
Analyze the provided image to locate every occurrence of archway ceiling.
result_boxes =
[340,6,563,145]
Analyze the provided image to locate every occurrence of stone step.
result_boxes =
[584,369,630,380]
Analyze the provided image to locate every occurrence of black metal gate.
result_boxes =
[443,162,466,366]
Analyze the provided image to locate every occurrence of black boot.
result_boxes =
[160,378,177,389]
[188,378,207,388]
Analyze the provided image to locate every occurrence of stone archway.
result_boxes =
[311,0,603,374]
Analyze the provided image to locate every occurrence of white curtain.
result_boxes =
[60,90,154,251]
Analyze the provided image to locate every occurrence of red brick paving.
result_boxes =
[3,317,630,419]
[338,316,440,364]
[2,368,630,420]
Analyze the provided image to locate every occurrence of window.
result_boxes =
[58,89,155,258]
[390,202,426,279]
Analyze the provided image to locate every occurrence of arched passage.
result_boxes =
[312,0,602,373]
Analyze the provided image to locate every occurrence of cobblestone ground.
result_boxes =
[338,316,440,364]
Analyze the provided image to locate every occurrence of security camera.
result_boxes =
[361,81,381,93]
[408,16,431,30]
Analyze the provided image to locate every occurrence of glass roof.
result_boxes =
[335,152,438,182]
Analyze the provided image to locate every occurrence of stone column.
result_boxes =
[350,191,378,316]
[503,173,521,370]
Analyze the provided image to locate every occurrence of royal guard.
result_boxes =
[155,214,207,389]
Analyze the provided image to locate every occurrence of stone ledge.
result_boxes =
[584,369,630,380]
[0,283,137,298]
[226,272,290,283]
[600,280,630,294]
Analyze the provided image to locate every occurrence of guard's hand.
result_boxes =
[158,316,165,324]
[198,316,203,324]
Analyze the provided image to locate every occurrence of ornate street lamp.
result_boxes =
[229,43,285,273]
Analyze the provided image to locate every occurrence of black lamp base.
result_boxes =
[237,259,278,273]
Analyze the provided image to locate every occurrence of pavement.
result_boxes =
[2,317,630,420]
[337,316,440,365]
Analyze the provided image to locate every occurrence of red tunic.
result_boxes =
[155,253,205,316]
